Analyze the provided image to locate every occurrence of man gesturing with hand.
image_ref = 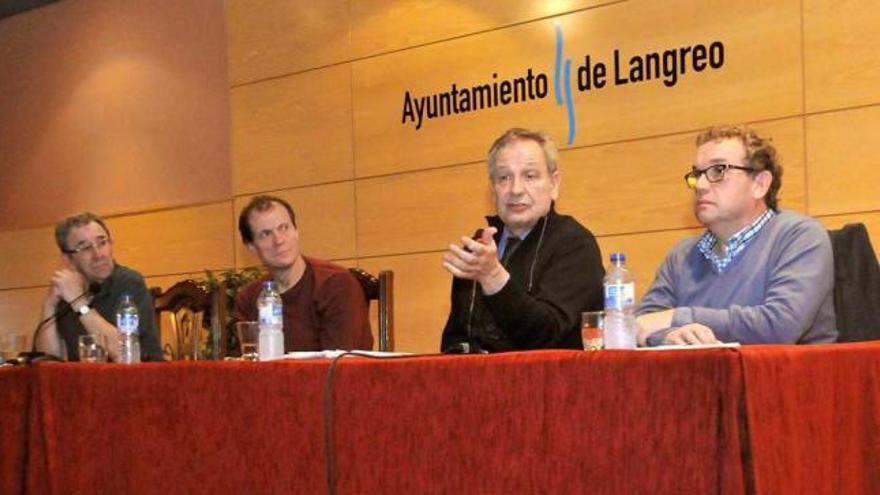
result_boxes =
[440,128,604,353]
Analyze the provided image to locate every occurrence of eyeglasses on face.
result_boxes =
[63,236,111,255]
[684,163,756,189]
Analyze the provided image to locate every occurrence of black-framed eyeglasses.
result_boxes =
[684,163,756,189]
[63,236,111,255]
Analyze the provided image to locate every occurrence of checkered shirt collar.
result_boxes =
[697,209,776,273]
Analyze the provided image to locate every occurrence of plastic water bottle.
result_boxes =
[603,253,637,349]
[116,294,141,363]
[257,280,284,360]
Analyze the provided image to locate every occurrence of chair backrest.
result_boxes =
[150,280,225,360]
[827,223,880,342]
[348,268,394,351]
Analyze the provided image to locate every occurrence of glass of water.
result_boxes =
[235,321,260,361]
[78,334,108,363]
[1,333,28,362]
[581,311,604,351]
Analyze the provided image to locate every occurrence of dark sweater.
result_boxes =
[55,264,162,361]
[441,209,605,352]
[234,257,373,351]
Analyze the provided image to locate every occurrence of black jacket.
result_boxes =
[441,208,605,352]
[828,223,880,342]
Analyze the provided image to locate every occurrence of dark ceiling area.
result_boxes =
[0,0,59,21]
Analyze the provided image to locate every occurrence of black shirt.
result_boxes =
[55,264,162,361]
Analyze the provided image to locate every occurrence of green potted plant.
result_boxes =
[198,266,263,358]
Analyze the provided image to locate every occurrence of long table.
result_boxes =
[2,343,878,494]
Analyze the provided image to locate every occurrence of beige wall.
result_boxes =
[0,0,231,348]
[1,0,878,355]
[0,0,231,230]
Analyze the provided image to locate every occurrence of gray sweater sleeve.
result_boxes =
[671,219,834,343]
[637,244,684,315]
[637,241,686,346]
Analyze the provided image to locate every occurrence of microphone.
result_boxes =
[17,283,100,364]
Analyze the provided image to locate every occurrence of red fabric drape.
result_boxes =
[741,342,880,495]
[27,361,329,494]
[9,344,878,494]
[6,350,745,494]
[329,350,745,494]
[0,367,32,495]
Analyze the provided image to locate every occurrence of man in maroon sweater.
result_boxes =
[234,195,373,351]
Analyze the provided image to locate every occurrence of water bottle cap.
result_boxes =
[610,252,626,263]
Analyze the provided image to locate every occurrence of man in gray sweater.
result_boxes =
[637,125,837,346]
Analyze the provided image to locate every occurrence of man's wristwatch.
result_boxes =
[76,304,91,316]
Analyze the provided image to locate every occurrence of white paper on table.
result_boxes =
[281,350,413,360]
[635,342,741,351]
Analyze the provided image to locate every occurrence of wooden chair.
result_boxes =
[348,268,394,351]
[150,280,226,360]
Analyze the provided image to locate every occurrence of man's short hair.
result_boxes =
[238,195,297,244]
[487,128,559,180]
[55,212,111,253]
[696,125,783,211]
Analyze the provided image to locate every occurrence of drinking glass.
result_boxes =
[1,333,28,361]
[235,321,260,361]
[581,311,604,351]
[78,334,108,363]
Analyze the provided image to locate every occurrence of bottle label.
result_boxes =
[604,282,635,310]
[258,303,283,328]
[117,314,139,335]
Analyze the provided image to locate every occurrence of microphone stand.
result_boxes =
[16,284,98,365]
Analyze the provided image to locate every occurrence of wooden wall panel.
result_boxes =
[358,252,451,354]
[0,226,59,290]
[0,288,47,345]
[355,118,806,260]
[234,183,357,267]
[356,164,494,257]
[0,0,230,231]
[819,211,880,260]
[558,118,806,237]
[352,0,802,177]
[109,203,234,278]
[334,259,358,269]
[806,106,880,216]
[762,119,808,213]
[226,0,350,85]
[231,64,354,195]
[144,273,210,293]
[350,0,604,59]
[224,0,350,86]
[804,0,880,112]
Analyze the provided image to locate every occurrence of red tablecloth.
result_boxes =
[328,350,744,494]
[25,361,328,493]
[3,343,879,494]
[741,343,880,494]
[0,367,31,495]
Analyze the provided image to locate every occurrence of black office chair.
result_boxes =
[349,268,394,351]
[827,223,880,342]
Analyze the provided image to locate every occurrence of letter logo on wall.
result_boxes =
[401,24,725,146]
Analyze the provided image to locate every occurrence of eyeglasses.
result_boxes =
[684,163,756,189]
[63,236,111,255]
